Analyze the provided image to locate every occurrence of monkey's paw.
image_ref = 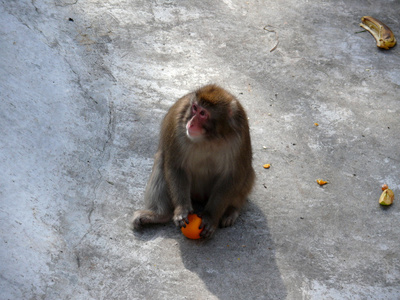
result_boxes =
[199,215,217,238]
[173,209,193,228]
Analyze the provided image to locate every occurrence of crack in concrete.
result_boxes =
[88,99,115,224]
[54,0,78,7]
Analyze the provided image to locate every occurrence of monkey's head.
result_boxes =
[185,85,240,142]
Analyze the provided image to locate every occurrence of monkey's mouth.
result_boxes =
[186,126,205,141]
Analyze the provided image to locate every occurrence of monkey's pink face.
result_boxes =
[186,102,209,141]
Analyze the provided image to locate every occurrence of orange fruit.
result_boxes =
[181,214,203,239]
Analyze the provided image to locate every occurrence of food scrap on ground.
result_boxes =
[263,164,271,169]
[359,16,397,49]
[317,179,328,186]
[379,185,394,206]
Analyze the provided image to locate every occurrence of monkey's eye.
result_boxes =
[192,104,197,112]
[200,111,205,116]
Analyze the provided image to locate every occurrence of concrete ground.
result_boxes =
[1,0,399,299]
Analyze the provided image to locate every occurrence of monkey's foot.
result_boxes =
[220,207,240,228]
[131,210,171,230]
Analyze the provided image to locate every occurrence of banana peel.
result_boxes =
[379,188,394,206]
[360,16,396,50]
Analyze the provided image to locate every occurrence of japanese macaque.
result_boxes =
[132,84,255,238]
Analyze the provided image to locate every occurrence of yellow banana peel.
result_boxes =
[360,16,396,50]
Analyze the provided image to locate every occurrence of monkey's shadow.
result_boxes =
[179,202,287,299]
[135,202,287,299]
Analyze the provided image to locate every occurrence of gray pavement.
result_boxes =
[1,0,400,299]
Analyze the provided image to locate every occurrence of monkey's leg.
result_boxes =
[132,209,172,229]
[132,152,173,230]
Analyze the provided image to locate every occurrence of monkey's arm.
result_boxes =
[199,175,239,238]
[164,166,193,227]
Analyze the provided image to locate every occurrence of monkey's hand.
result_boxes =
[198,214,217,238]
[173,206,193,228]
